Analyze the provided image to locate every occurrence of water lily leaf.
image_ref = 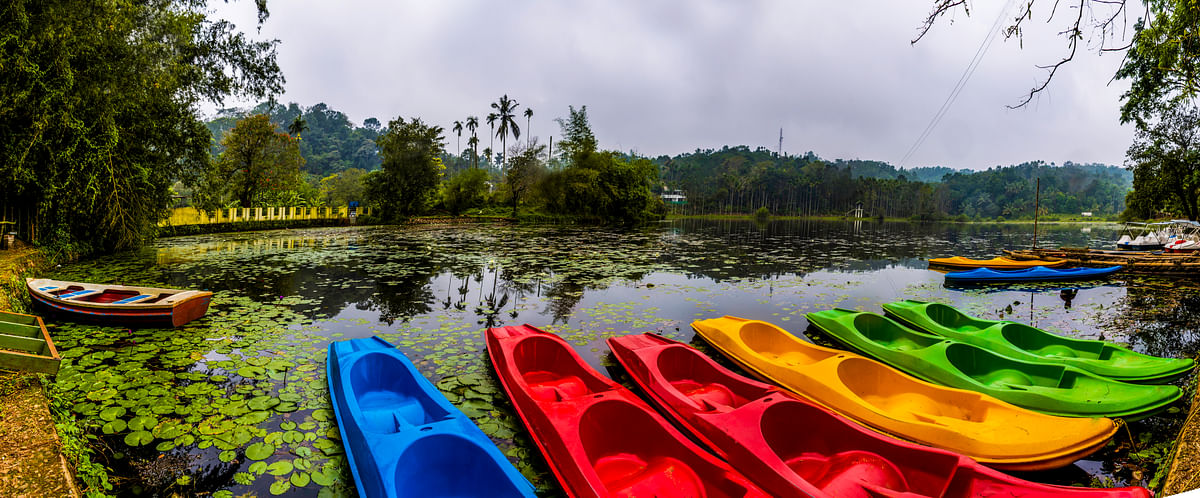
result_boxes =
[219,450,237,463]
[268,461,294,476]
[232,473,253,486]
[311,409,332,422]
[87,388,117,401]
[124,430,154,446]
[278,392,302,403]
[155,440,176,452]
[248,396,279,411]
[249,461,268,475]
[176,475,191,486]
[99,406,126,422]
[102,419,127,434]
[311,467,335,486]
[173,434,195,447]
[269,479,291,495]
[237,366,265,378]
[280,420,297,431]
[290,471,310,487]
[128,415,157,432]
[274,402,298,413]
[246,442,275,461]
[236,410,271,425]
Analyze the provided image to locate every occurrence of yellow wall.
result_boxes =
[161,206,371,226]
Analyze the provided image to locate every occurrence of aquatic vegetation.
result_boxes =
[39,221,1192,494]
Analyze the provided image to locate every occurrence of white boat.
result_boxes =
[1116,222,1175,251]
[1165,220,1200,252]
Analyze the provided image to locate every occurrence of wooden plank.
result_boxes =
[0,333,48,355]
[0,322,42,339]
[0,312,40,327]
[0,350,59,375]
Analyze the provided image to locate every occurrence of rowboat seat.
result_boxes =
[36,286,60,292]
[112,294,154,304]
[58,289,99,299]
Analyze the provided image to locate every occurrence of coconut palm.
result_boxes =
[524,108,533,145]
[486,113,498,160]
[465,116,479,169]
[490,95,521,169]
[467,136,480,169]
[452,120,463,158]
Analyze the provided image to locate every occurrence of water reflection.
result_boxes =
[43,220,1194,495]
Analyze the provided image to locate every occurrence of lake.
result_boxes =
[44,219,1198,496]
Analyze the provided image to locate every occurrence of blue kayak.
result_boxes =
[328,337,535,498]
[945,265,1122,283]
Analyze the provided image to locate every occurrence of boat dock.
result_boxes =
[1005,248,1200,275]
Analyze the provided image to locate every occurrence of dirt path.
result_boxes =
[0,243,79,496]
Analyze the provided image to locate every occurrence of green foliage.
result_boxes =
[1123,105,1200,220]
[441,169,490,215]
[540,152,662,224]
[0,0,282,252]
[754,206,770,221]
[554,105,598,165]
[491,95,521,168]
[365,117,446,221]
[1117,4,1200,126]
[194,115,306,209]
[505,144,548,217]
[319,168,367,207]
[207,102,383,176]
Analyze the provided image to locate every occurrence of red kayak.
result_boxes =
[486,325,768,498]
[606,333,1152,498]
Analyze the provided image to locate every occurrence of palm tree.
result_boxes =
[523,108,533,145]
[467,136,480,169]
[490,95,521,169]
[465,116,479,169]
[486,113,498,161]
[452,120,463,158]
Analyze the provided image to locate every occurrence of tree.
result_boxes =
[486,112,498,162]
[452,120,464,156]
[524,107,534,144]
[364,117,446,221]
[288,116,308,137]
[0,0,282,252]
[1124,105,1200,220]
[466,116,480,168]
[505,143,548,216]
[492,95,521,169]
[320,168,367,206]
[917,1,1200,108]
[199,114,305,209]
[555,105,598,165]
[441,168,489,215]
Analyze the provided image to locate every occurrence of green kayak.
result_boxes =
[882,300,1195,384]
[805,309,1180,421]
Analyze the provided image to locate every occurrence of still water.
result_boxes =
[45,220,1199,496]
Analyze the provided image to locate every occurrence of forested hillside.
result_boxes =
[654,146,1131,219]
[206,102,382,176]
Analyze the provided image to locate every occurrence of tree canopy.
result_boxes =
[194,114,306,210]
[0,0,282,252]
[364,117,446,221]
[1124,105,1200,219]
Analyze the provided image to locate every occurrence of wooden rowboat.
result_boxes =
[0,311,60,374]
[26,278,212,327]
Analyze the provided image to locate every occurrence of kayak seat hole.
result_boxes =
[979,369,1034,388]
[525,372,591,402]
[673,381,736,412]
[595,455,704,497]
[791,450,910,495]
[1034,345,1079,358]
[350,353,450,433]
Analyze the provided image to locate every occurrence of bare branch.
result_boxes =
[912,0,968,44]
[1009,0,1085,108]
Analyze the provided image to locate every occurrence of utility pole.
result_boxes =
[1032,177,1041,250]
[778,128,783,156]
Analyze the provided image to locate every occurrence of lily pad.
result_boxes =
[246,442,276,461]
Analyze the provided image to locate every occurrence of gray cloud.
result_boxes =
[211,0,1137,170]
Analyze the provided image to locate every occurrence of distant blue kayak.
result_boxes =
[328,337,535,498]
[945,265,1123,283]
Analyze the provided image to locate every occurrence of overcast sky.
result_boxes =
[211,0,1139,170]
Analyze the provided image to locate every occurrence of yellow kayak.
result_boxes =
[927,256,1066,269]
[691,316,1117,471]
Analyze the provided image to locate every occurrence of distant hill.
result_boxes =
[205,102,382,177]
[832,159,966,183]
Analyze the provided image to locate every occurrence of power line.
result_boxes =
[899,0,1016,168]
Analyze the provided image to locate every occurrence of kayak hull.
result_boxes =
[608,333,1151,498]
[944,265,1123,283]
[928,256,1067,269]
[327,337,534,498]
[486,324,766,498]
[883,300,1196,383]
[806,309,1181,420]
[691,315,1118,471]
